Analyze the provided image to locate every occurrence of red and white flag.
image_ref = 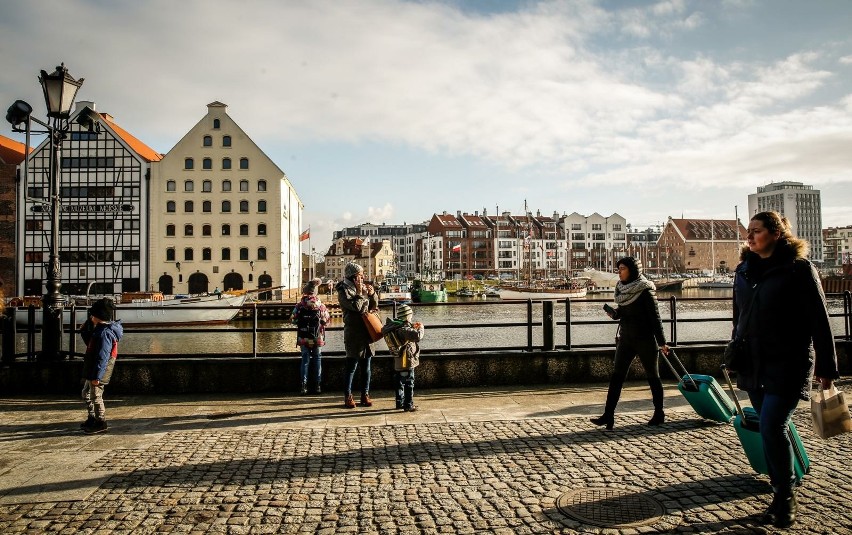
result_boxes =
[299,228,310,242]
[452,243,461,253]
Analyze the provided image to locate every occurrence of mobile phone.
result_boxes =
[602,304,615,316]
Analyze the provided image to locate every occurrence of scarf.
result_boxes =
[614,275,655,306]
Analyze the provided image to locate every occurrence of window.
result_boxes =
[257,200,267,213]
[222,158,232,170]
[203,135,212,147]
[202,200,212,213]
[166,224,175,236]
[258,180,266,192]
[166,180,176,192]
[222,200,231,213]
[184,158,194,170]
[222,224,231,236]
[213,118,220,129]
[223,135,231,147]
[184,248,193,261]
[166,248,175,261]
[185,180,194,192]
[240,224,249,236]
[203,224,212,236]
[240,157,249,170]
[202,248,212,261]
[184,200,194,213]
[240,247,249,261]
[166,201,176,213]
[222,248,231,260]
[222,180,231,192]
[202,180,212,192]
[258,223,267,236]
[240,180,249,192]
[203,158,212,170]
[184,224,193,236]
[257,247,267,261]
[239,200,249,213]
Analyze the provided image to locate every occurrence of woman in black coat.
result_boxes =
[732,211,839,529]
[591,256,670,430]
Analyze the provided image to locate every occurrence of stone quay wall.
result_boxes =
[1,342,849,395]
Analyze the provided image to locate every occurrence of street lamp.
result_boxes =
[6,63,85,361]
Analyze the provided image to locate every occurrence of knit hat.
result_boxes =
[396,303,414,322]
[302,277,322,295]
[344,262,363,279]
[88,298,115,322]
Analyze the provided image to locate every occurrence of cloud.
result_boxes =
[366,203,395,224]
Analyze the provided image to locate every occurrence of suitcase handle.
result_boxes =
[659,349,699,391]
[720,364,745,420]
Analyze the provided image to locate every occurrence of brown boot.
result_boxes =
[344,394,356,409]
[360,393,373,407]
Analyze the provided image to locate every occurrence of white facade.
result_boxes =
[17,101,159,296]
[150,102,302,295]
[747,181,823,262]
[562,212,628,273]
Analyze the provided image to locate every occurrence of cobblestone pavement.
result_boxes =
[0,384,850,534]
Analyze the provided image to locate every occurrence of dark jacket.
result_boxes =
[336,278,379,349]
[732,240,838,399]
[612,289,666,346]
[81,320,124,383]
[381,318,425,371]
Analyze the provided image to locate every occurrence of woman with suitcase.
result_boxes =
[591,256,670,430]
[731,211,839,528]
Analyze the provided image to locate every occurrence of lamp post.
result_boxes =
[6,63,85,361]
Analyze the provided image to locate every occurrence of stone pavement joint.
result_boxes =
[0,384,851,534]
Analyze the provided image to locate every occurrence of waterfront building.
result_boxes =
[150,102,303,296]
[658,218,746,274]
[625,225,663,273]
[748,181,824,262]
[332,222,427,278]
[14,102,161,297]
[562,212,628,273]
[822,226,852,269]
[322,236,393,282]
[0,135,28,296]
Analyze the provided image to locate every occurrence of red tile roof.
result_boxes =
[669,218,746,241]
[0,134,28,165]
[100,114,162,162]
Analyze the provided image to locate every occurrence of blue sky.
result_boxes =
[3,0,852,249]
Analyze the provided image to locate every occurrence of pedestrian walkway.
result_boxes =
[0,383,850,533]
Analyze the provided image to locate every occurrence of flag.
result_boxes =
[452,243,461,253]
[299,229,310,241]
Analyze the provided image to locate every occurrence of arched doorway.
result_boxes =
[258,273,273,300]
[223,272,243,292]
[158,274,174,295]
[188,272,209,294]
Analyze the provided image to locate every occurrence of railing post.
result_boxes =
[27,305,36,361]
[252,303,258,358]
[526,299,533,351]
[845,290,851,341]
[68,304,77,357]
[564,297,572,350]
[542,300,555,351]
[1,309,16,365]
[668,295,677,346]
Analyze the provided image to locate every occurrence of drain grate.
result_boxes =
[556,487,665,528]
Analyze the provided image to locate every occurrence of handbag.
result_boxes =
[811,384,852,439]
[362,311,384,343]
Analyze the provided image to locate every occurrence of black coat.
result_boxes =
[732,243,838,400]
[612,288,666,346]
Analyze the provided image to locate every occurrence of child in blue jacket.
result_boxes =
[79,298,123,434]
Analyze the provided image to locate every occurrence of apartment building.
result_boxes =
[150,102,302,296]
[747,181,824,262]
[333,222,427,277]
[823,226,852,268]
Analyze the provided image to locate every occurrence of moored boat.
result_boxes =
[410,280,447,303]
[378,277,412,306]
[9,292,248,327]
[499,284,587,300]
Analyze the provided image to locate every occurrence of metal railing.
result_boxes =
[2,291,850,361]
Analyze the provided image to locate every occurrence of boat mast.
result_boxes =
[710,219,715,277]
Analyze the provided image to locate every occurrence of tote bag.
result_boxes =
[811,384,852,439]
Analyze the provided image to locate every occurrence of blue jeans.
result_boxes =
[299,345,321,386]
[344,355,371,396]
[396,369,415,409]
[748,388,801,492]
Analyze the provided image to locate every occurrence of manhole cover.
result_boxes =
[556,487,665,528]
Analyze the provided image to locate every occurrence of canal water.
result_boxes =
[39,288,842,356]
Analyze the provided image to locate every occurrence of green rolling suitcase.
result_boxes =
[660,349,736,423]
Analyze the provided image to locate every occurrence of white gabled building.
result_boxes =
[150,102,302,296]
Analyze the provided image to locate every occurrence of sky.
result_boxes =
[2,0,852,251]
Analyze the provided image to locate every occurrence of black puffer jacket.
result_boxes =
[732,239,839,399]
[612,289,666,347]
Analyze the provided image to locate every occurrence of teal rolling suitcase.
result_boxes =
[721,365,810,482]
[661,350,736,423]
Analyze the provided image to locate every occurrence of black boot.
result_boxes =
[773,490,798,528]
[647,410,665,426]
[648,377,665,425]
[590,414,614,429]
[591,375,623,430]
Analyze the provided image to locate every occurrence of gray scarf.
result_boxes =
[614,275,656,306]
